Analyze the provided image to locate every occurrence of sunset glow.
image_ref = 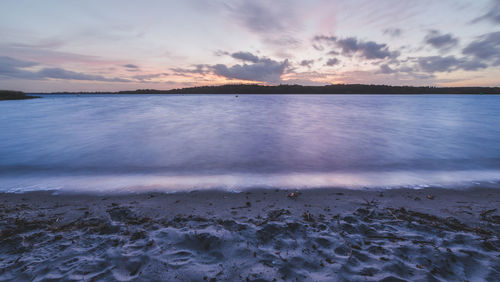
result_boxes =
[1,0,499,91]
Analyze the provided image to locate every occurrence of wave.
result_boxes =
[1,169,500,194]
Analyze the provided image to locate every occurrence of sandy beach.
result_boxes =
[1,187,499,281]
[2,0,500,280]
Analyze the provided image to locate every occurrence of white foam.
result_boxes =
[1,169,500,193]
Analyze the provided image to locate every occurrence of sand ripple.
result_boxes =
[1,203,499,281]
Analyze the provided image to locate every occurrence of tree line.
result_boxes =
[42,84,500,95]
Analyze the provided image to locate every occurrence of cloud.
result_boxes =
[418,56,463,72]
[232,1,286,34]
[0,43,121,66]
[462,31,500,65]
[0,56,130,82]
[0,56,41,80]
[0,56,38,69]
[325,58,339,66]
[123,64,139,69]
[377,63,415,75]
[472,0,500,24]
[170,65,211,76]
[214,50,230,57]
[312,43,324,51]
[38,68,130,82]
[379,55,487,77]
[132,73,169,81]
[458,60,489,71]
[227,0,299,35]
[231,51,260,63]
[379,64,395,74]
[313,35,336,43]
[417,55,487,72]
[210,51,290,83]
[212,58,289,84]
[173,51,290,84]
[383,28,402,37]
[123,64,140,72]
[379,32,496,75]
[327,50,340,56]
[313,36,399,60]
[226,0,301,47]
[337,38,399,59]
[424,30,459,50]
[300,60,314,68]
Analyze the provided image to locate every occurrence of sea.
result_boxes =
[1,94,499,193]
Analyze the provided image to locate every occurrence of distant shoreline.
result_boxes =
[0,90,40,101]
[27,84,500,95]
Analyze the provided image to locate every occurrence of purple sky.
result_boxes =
[1,0,499,91]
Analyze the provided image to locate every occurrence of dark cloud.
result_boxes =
[383,28,402,38]
[227,0,301,47]
[212,58,289,84]
[384,31,498,75]
[0,43,110,66]
[170,65,211,76]
[211,51,289,83]
[458,60,489,71]
[231,51,260,63]
[313,36,399,60]
[337,38,399,59]
[424,30,459,50]
[473,0,500,24]
[0,56,40,79]
[379,64,395,74]
[0,56,130,82]
[325,58,339,66]
[123,64,140,72]
[132,73,169,81]
[234,1,285,33]
[417,56,487,73]
[377,64,415,75]
[214,50,229,57]
[300,60,314,68]
[0,56,38,69]
[380,54,487,76]
[123,64,139,69]
[312,43,324,51]
[313,35,336,42]
[418,56,463,72]
[38,68,130,82]
[462,31,500,65]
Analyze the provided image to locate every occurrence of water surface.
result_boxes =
[1,94,499,192]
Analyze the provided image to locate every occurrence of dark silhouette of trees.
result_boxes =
[118,84,500,95]
[0,90,40,101]
[41,84,500,95]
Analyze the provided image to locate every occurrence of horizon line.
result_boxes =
[13,83,500,94]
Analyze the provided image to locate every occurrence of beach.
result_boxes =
[2,0,500,280]
[1,187,499,281]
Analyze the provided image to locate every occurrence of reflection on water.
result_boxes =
[1,94,499,192]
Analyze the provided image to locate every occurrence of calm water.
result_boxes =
[1,94,500,192]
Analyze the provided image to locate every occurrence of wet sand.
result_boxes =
[1,187,499,281]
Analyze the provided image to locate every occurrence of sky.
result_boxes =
[0,0,499,92]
